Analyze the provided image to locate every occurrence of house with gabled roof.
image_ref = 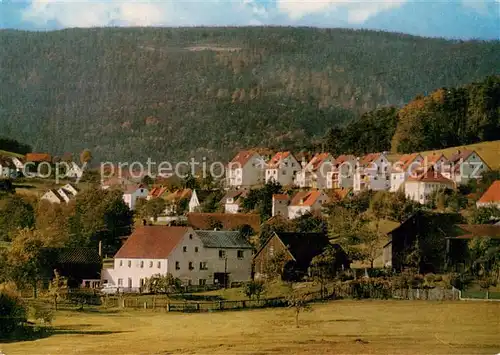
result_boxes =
[102,226,252,291]
[271,193,290,218]
[40,183,79,204]
[476,180,500,209]
[65,161,84,179]
[404,166,455,204]
[295,152,334,189]
[288,190,329,220]
[227,150,265,188]
[265,151,300,186]
[253,231,349,281]
[221,190,247,214]
[424,153,449,174]
[353,152,391,192]
[326,154,356,189]
[445,150,489,185]
[390,153,424,192]
[122,184,149,210]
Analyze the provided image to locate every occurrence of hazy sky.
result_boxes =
[0,0,499,39]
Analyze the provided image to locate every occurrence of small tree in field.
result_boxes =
[286,288,311,328]
[479,277,497,300]
[243,280,265,301]
[145,273,182,295]
[49,269,68,311]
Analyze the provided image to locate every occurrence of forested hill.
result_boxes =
[1,27,499,162]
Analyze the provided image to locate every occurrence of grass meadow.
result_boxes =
[1,300,499,355]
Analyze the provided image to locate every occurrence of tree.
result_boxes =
[292,213,327,234]
[264,250,289,280]
[49,269,68,310]
[142,175,154,186]
[137,198,167,222]
[0,195,35,241]
[309,246,340,298]
[286,287,311,328]
[145,273,182,294]
[359,227,382,270]
[35,199,74,247]
[0,288,27,337]
[242,280,265,301]
[478,277,497,300]
[7,229,51,298]
[468,206,500,224]
[79,149,92,165]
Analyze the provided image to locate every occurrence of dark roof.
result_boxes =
[274,232,329,269]
[193,189,214,203]
[194,230,252,249]
[114,226,189,259]
[51,248,101,264]
[187,213,261,232]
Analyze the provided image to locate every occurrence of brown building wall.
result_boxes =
[253,236,293,278]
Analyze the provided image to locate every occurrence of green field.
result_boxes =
[2,300,499,354]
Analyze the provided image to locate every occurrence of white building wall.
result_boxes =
[405,181,454,204]
[453,154,488,185]
[41,191,62,204]
[106,257,169,290]
[288,206,312,219]
[123,188,149,210]
[265,156,300,186]
[272,199,289,218]
[225,203,240,214]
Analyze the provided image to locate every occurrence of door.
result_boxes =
[128,278,132,290]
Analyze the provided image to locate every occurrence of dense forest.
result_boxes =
[0,27,499,162]
[325,76,500,156]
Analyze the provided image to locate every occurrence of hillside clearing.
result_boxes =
[2,301,499,354]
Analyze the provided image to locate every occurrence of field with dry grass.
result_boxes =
[2,300,499,355]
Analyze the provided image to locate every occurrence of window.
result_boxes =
[128,260,131,268]
[269,246,274,257]
[189,262,194,270]
[183,246,187,252]
[219,250,226,259]
[195,247,199,253]
[118,278,123,286]
[393,175,396,180]
[188,279,192,286]
[237,250,244,259]
[149,261,153,268]
[140,261,144,268]
[175,261,180,270]
[200,262,208,270]
[189,234,193,240]
[199,279,207,286]
[282,170,286,175]
[157,261,161,269]
[119,260,123,267]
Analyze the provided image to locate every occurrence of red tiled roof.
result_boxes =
[328,188,352,200]
[114,226,189,259]
[267,151,292,168]
[478,180,500,204]
[149,187,169,198]
[425,153,448,165]
[308,153,332,171]
[334,155,355,166]
[26,153,52,163]
[359,153,382,167]
[123,184,146,194]
[229,150,258,169]
[272,194,290,201]
[187,213,261,232]
[290,190,325,206]
[392,153,422,173]
[449,150,474,164]
[406,167,454,184]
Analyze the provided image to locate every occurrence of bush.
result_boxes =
[0,289,27,337]
[28,304,54,325]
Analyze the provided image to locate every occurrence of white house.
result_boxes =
[0,157,15,178]
[353,152,391,192]
[227,150,265,188]
[476,180,500,209]
[265,151,300,186]
[65,161,84,179]
[271,194,290,218]
[390,153,424,192]
[295,153,334,189]
[221,190,247,214]
[404,167,455,205]
[123,184,149,210]
[326,155,356,189]
[102,226,253,290]
[40,183,79,204]
[446,150,489,185]
[288,190,329,220]
[11,157,25,172]
[424,153,449,174]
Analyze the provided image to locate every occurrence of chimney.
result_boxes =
[98,240,102,257]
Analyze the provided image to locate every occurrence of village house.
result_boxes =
[353,152,391,192]
[10,157,25,173]
[295,153,334,189]
[65,161,84,179]
[0,157,15,178]
[390,153,424,192]
[404,167,455,205]
[288,190,329,220]
[271,194,290,218]
[25,153,52,164]
[265,151,300,186]
[326,155,356,189]
[40,183,79,204]
[445,150,489,185]
[253,232,349,281]
[424,153,449,174]
[102,226,253,290]
[221,190,247,214]
[476,180,500,209]
[227,150,265,188]
[122,184,149,210]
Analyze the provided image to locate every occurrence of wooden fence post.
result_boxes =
[219,301,224,310]
[122,298,125,308]
[166,303,170,312]
[196,302,200,312]
[144,301,147,309]
[152,296,156,310]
